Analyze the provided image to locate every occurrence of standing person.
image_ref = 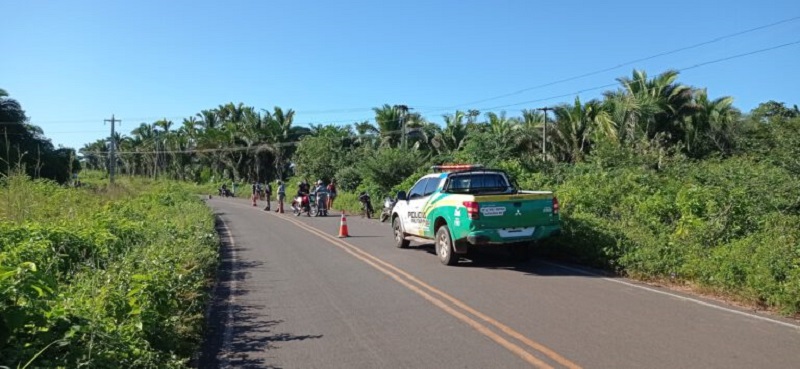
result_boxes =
[251,181,259,205]
[327,178,337,211]
[275,180,286,213]
[263,181,273,211]
[313,180,328,216]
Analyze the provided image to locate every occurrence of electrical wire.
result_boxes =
[426,15,800,112]
[2,22,798,135]
[470,39,800,112]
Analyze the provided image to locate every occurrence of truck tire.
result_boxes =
[436,225,458,266]
[393,217,410,249]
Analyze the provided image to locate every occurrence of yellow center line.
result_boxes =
[277,214,554,369]
[220,199,581,368]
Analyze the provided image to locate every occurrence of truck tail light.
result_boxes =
[552,197,560,215]
[463,201,480,220]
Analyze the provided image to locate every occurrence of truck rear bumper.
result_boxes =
[464,225,561,245]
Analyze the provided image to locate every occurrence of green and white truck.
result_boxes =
[391,164,561,265]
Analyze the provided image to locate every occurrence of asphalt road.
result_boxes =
[199,196,800,369]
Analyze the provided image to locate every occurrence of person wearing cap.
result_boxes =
[313,179,328,216]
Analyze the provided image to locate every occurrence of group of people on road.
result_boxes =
[290,178,337,216]
[242,178,336,215]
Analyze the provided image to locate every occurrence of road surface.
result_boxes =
[199,196,800,369]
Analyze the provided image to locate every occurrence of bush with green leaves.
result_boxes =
[358,148,428,193]
[0,174,218,368]
[538,155,800,314]
[334,166,362,192]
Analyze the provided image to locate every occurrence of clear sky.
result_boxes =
[3,0,799,150]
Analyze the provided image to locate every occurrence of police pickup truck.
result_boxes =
[391,164,560,265]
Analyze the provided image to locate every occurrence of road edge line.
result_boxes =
[537,260,800,330]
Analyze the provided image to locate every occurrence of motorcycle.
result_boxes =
[380,196,396,223]
[358,192,374,219]
[292,194,312,217]
[218,187,233,197]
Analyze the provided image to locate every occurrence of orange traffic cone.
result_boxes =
[252,194,257,207]
[338,211,350,238]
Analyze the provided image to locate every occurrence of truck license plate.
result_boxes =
[498,227,535,238]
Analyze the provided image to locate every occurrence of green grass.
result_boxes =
[0,171,219,368]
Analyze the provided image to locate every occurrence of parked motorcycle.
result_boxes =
[380,196,396,223]
[218,186,233,197]
[292,194,312,217]
[358,192,374,219]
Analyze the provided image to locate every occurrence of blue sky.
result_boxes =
[3,0,799,150]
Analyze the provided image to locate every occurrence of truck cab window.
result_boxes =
[408,178,430,200]
[423,178,442,196]
[445,173,511,194]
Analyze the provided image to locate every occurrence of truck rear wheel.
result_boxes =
[436,226,458,266]
[393,217,410,249]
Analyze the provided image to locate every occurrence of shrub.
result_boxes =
[335,166,362,192]
[0,174,218,368]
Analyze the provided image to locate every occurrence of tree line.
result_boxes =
[0,89,79,182]
[4,69,799,187]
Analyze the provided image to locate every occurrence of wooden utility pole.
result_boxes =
[104,114,121,184]
[536,107,553,161]
[394,105,410,149]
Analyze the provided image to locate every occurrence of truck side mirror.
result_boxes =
[396,191,407,201]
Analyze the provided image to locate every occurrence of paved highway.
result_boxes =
[199,197,800,369]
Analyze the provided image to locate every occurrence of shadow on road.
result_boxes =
[198,214,323,369]
[407,243,609,278]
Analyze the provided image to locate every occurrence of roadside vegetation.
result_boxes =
[0,171,218,368]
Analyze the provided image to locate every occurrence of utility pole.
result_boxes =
[536,107,553,161]
[104,114,121,184]
[393,105,410,149]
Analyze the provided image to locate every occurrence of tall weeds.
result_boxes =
[0,173,218,368]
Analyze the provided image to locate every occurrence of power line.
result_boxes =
[79,127,426,156]
[471,39,800,112]
[6,26,800,136]
[427,15,800,113]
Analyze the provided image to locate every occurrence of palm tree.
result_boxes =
[432,111,469,155]
[131,122,157,176]
[485,111,518,143]
[605,69,694,146]
[353,120,379,148]
[264,107,306,180]
[372,104,403,147]
[79,140,109,172]
[515,109,545,156]
[684,89,737,157]
[551,97,615,163]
